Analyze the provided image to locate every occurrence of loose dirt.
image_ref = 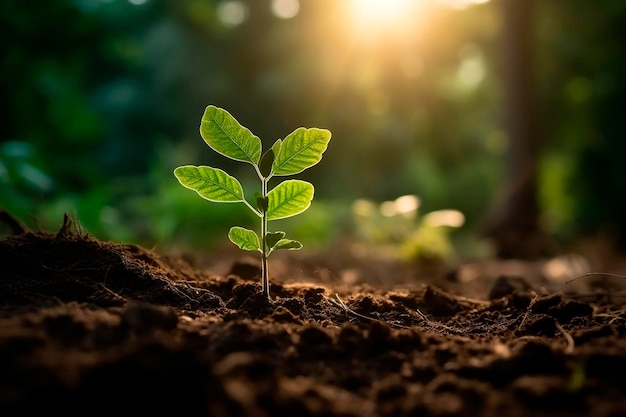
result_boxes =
[2,214,626,416]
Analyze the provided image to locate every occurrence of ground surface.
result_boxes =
[2,215,626,416]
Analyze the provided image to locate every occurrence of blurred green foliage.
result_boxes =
[1,0,626,257]
[537,0,626,246]
[350,194,468,265]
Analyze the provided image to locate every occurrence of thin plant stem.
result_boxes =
[260,177,270,299]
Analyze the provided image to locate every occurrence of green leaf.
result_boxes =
[272,127,331,176]
[174,165,245,202]
[228,227,260,251]
[265,231,286,249]
[255,192,268,212]
[271,139,282,163]
[200,105,262,165]
[259,148,275,178]
[267,179,314,220]
[273,239,302,250]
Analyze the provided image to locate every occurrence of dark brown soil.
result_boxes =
[2,215,626,416]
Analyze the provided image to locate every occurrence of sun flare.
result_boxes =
[346,0,423,39]
[349,0,415,23]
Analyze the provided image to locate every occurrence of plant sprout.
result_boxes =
[174,105,332,300]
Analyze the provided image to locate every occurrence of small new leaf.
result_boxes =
[255,192,268,212]
[273,239,302,250]
[259,148,275,178]
[228,227,260,251]
[268,139,282,175]
[265,231,286,249]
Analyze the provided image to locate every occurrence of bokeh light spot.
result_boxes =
[456,56,484,87]
[456,45,485,87]
[422,209,465,228]
[217,0,248,27]
[271,0,299,19]
[380,195,420,218]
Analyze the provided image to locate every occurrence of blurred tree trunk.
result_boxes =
[483,0,552,259]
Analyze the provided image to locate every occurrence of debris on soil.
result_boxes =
[2,214,626,416]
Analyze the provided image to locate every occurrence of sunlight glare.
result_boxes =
[347,0,421,38]
[438,0,490,10]
[350,0,414,23]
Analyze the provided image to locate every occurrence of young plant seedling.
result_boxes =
[174,105,332,300]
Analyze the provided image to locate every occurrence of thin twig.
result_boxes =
[415,308,430,321]
[566,272,626,284]
[413,308,464,334]
[333,294,377,322]
[566,272,626,305]
[332,294,466,332]
[97,282,125,301]
[452,294,490,306]
[517,294,538,332]
[555,320,575,354]
[333,294,412,329]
